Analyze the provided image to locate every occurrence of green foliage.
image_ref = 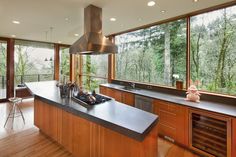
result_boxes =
[83,55,99,91]
[191,6,236,96]
[60,48,70,81]
[115,19,186,87]
[0,42,7,76]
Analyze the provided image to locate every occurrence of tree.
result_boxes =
[0,43,6,76]
[164,24,171,85]
[15,45,36,84]
[0,43,7,89]
[60,48,70,81]
[84,55,98,91]
[214,9,235,89]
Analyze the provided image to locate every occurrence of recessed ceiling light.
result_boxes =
[193,0,199,2]
[11,35,16,38]
[65,18,69,21]
[58,41,62,44]
[74,33,79,37]
[110,18,116,22]
[161,10,166,13]
[147,1,156,7]
[12,20,20,24]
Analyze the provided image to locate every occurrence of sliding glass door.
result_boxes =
[0,40,7,99]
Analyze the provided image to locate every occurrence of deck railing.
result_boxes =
[0,74,56,88]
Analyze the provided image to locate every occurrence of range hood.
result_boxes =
[69,5,118,55]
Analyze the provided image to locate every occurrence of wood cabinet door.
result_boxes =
[72,116,91,157]
[232,118,236,157]
[100,86,134,106]
[122,92,134,106]
[153,100,189,147]
[99,86,107,95]
[61,111,74,153]
[105,88,122,102]
[34,99,61,142]
[34,99,40,128]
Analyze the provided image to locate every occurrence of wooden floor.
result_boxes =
[0,127,73,157]
[0,98,34,139]
[0,99,200,157]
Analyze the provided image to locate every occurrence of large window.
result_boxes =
[190,5,236,96]
[59,46,70,82]
[0,40,7,99]
[115,19,187,88]
[14,40,55,86]
[75,55,108,91]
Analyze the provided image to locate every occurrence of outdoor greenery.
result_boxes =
[0,41,7,92]
[115,5,236,96]
[190,6,236,95]
[59,47,70,82]
[115,19,186,87]
[14,41,55,86]
[81,55,108,91]
[0,41,6,77]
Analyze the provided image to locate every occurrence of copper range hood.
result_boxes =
[69,5,118,55]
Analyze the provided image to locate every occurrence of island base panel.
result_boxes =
[34,98,158,157]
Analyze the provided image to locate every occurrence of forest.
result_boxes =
[115,6,236,96]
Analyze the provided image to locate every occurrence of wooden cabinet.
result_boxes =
[107,88,123,102]
[99,85,236,156]
[153,99,189,147]
[34,98,158,157]
[99,86,134,106]
[232,118,236,157]
[122,91,134,106]
[16,87,32,98]
[34,98,62,142]
[99,86,107,95]
[100,86,122,102]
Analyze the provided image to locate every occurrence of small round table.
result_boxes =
[4,97,25,129]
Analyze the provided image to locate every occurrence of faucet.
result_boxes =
[129,82,135,89]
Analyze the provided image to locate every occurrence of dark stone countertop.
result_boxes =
[25,81,158,141]
[100,83,236,118]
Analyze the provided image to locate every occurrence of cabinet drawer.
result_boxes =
[159,110,177,128]
[159,123,176,140]
[156,100,179,114]
[153,99,189,146]
[122,92,134,106]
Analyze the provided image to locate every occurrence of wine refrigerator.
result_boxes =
[189,109,231,157]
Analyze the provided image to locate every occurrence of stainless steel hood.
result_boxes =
[69,5,117,55]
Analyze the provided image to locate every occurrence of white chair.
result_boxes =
[4,97,25,129]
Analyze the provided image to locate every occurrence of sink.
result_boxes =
[121,86,140,92]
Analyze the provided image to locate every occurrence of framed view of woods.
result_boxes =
[190,5,236,96]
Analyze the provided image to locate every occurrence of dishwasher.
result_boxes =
[135,95,153,113]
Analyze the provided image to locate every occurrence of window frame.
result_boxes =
[58,45,71,82]
[109,1,236,98]
[75,55,109,88]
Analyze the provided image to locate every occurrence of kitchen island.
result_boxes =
[26,81,159,157]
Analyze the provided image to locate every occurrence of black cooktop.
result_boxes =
[72,93,112,107]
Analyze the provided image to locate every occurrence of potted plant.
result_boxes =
[173,74,183,90]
